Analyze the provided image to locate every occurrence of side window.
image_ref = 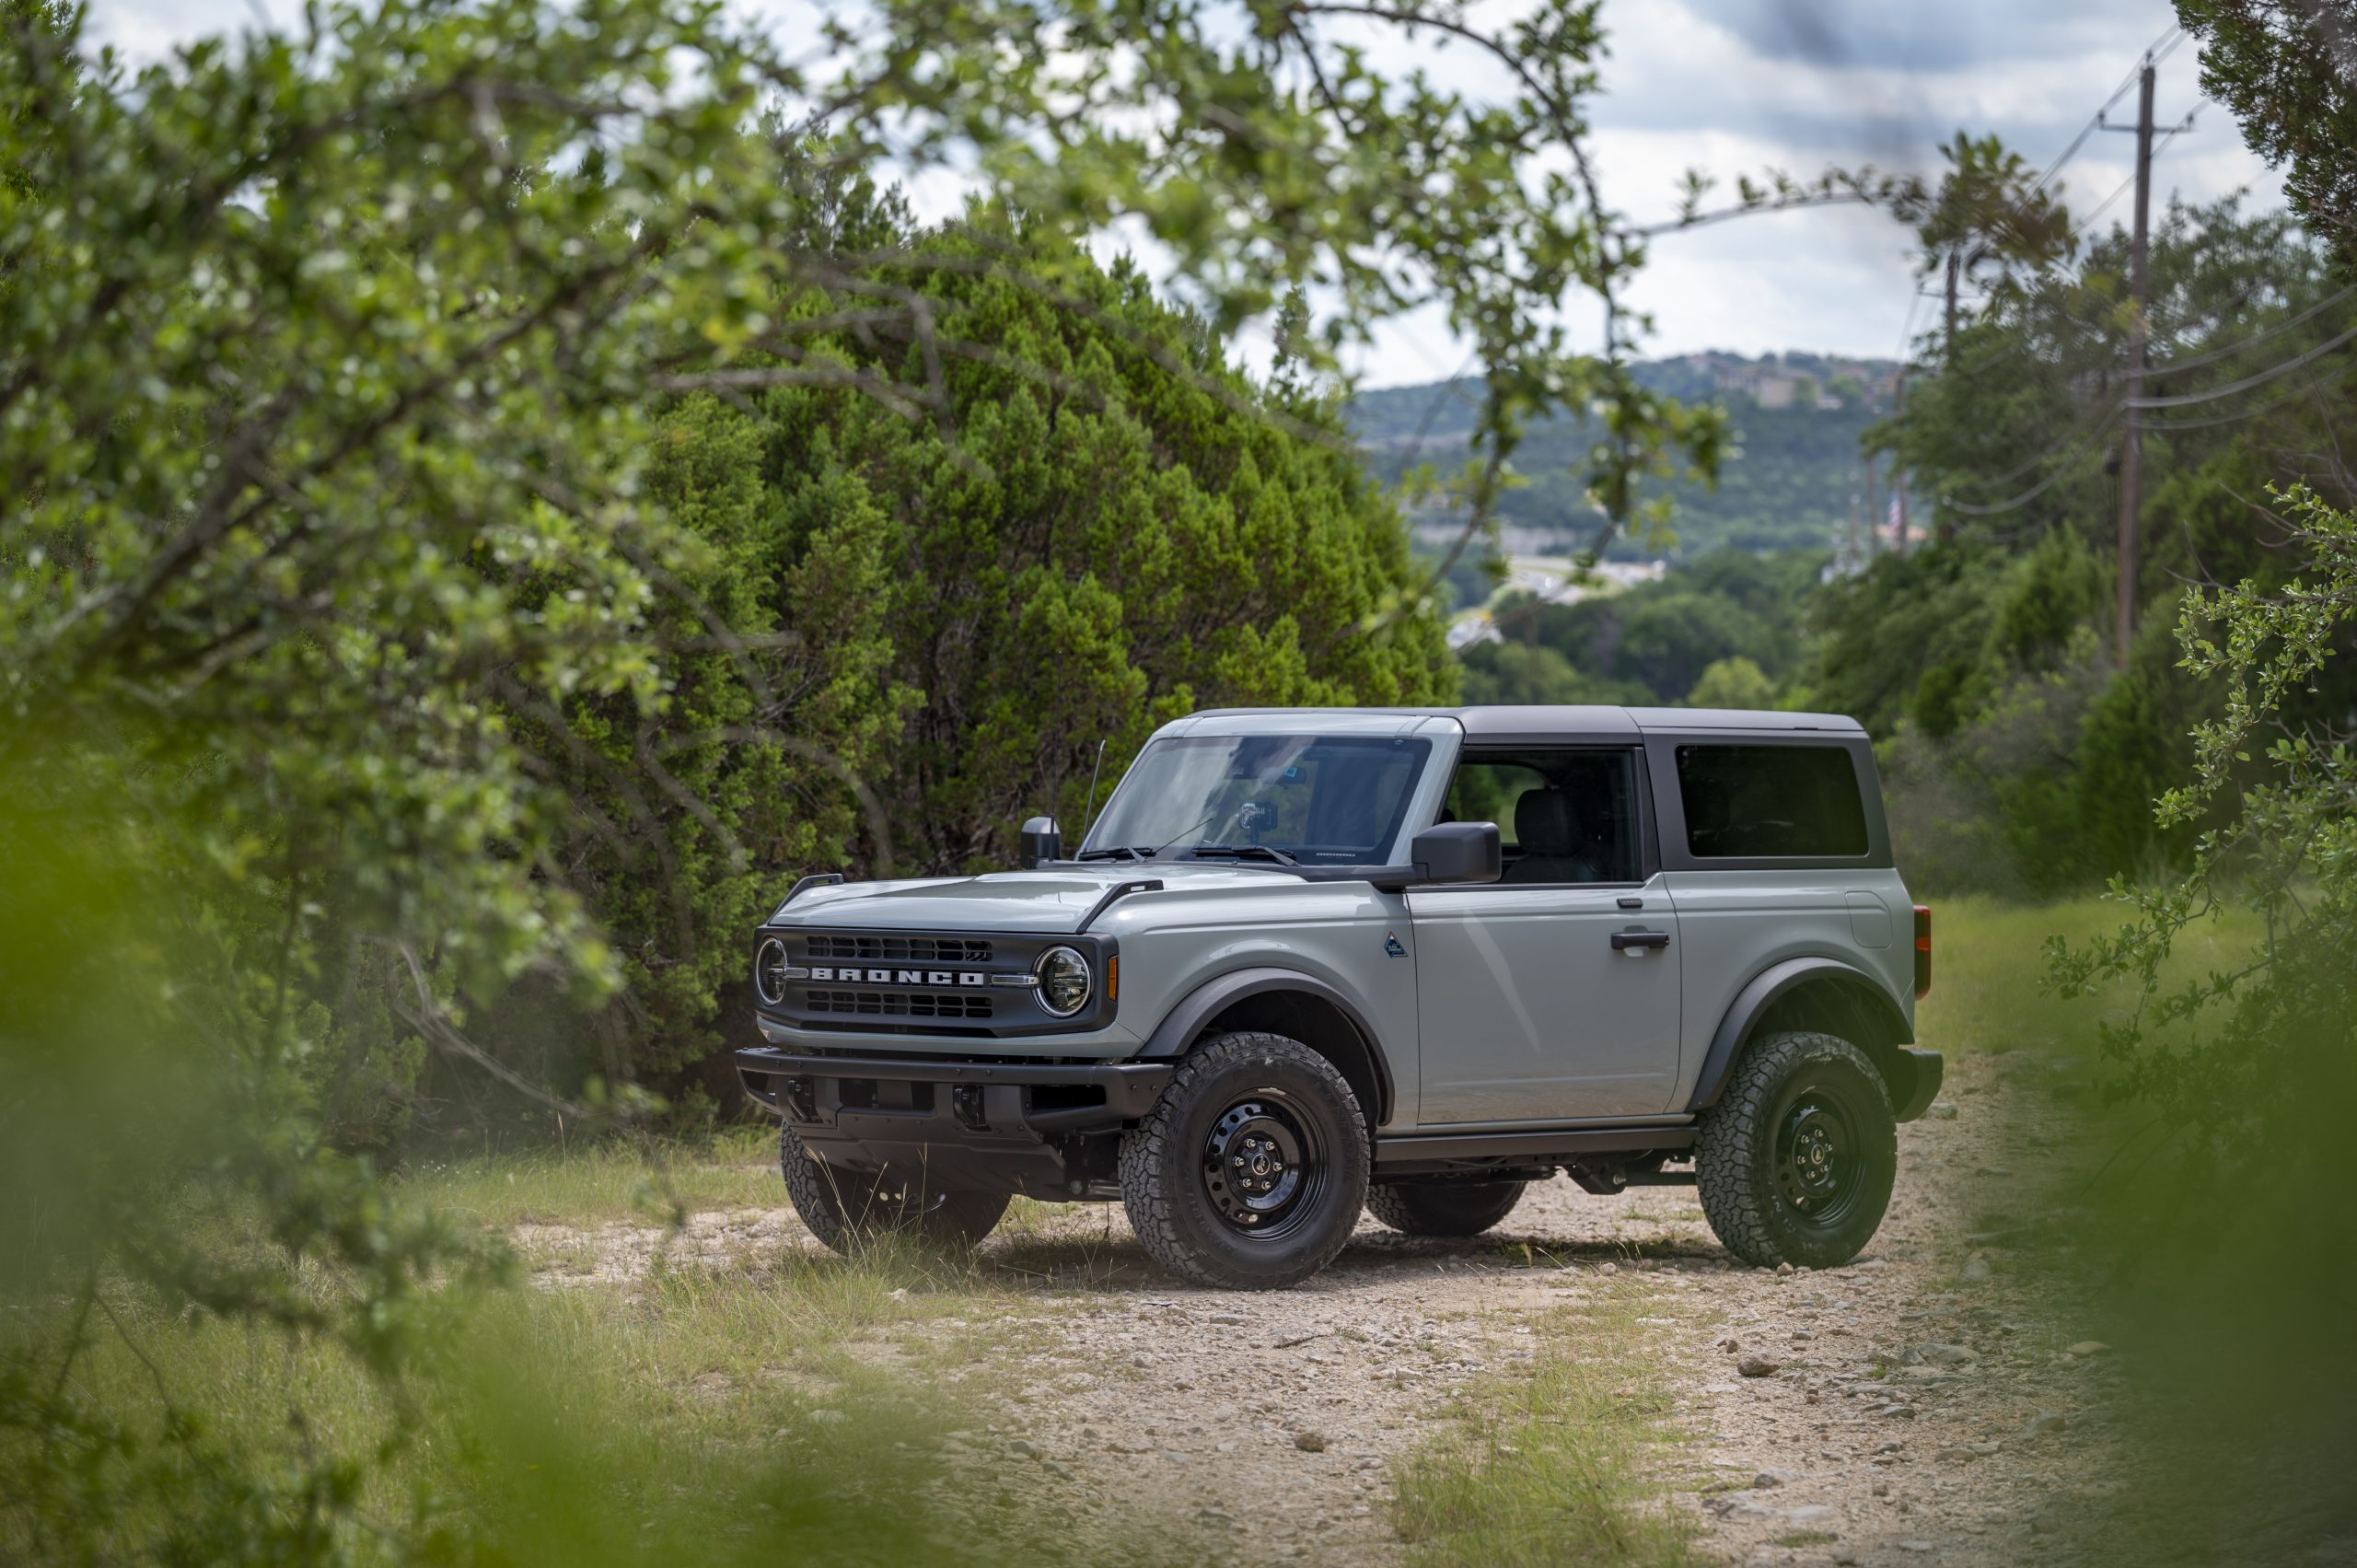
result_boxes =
[1675,743,1867,858]
[1441,749,1642,884]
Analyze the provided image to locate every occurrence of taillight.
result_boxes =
[1913,904,1932,998]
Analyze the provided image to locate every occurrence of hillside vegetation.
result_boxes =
[1355,358,1896,558]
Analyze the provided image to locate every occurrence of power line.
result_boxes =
[2128,318,2357,407]
[2033,26,2182,195]
[1945,407,2122,516]
[2143,281,2357,376]
[2139,374,2316,432]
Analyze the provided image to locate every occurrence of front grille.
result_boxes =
[806,990,995,1020]
[803,934,994,964]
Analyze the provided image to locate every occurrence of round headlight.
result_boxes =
[1036,946,1092,1016]
[754,938,790,1005]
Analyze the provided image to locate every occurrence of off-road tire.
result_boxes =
[1364,1179,1527,1237]
[1119,1031,1370,1290]
[1694,1029,1897,1269]
[779,1121,1009,1254]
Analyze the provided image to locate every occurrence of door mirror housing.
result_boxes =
[1019,816,1062,867]
[1369,821,1501,891]
[1412,820,1502,885]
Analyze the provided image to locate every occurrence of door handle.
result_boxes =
[1611,928,1671,951]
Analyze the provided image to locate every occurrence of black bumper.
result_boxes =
[1891,1047,1945,1122]
[736,1047,1174,1197]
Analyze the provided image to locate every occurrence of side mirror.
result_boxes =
[1019,816,1062,868]
[1409,821,1501,886]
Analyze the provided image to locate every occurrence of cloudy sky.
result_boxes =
[84,0,2283,386]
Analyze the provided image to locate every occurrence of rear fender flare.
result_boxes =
[1689,957,1915,1113]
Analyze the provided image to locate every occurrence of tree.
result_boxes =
[754,213,1453,876]
[1825,196,2357,891]
[1687,656,1775,710]
[1914,133,2075,364]
[2178,0,2357,262]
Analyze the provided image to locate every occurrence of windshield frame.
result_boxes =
[1077,732,1436,870]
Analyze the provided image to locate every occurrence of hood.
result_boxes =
[769,865,1290,934]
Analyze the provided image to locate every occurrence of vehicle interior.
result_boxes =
[1439,748,1641,884]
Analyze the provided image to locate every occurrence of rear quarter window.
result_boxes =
[1675,743,1867,858]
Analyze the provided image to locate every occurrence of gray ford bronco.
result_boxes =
[738,705,1939,1289]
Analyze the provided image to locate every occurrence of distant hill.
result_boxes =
[1351,352,1901,559]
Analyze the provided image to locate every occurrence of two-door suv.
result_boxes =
[738,705,1939,1289]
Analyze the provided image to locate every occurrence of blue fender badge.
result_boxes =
[1384,931,1408,958]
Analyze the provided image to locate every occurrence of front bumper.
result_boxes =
[735,1046,1174,1198]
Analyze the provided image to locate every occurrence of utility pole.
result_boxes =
[1943,252,1960,366]
[1847,481,1861,571]
[2109,58,2158,666]
[1893,374,1909,554]
[1864,454,1879,559]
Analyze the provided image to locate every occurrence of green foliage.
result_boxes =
[1358,372,1889,557]
[1990,527,2107,672]
[1460,550,1822,710]
[1460,637,1645,707]
[2041,483,2357,1556]
[1814,196,2357,890]
[849,0,1730,561]
[2177,0,2357,264]
[1912,132,2076,310]
[732,211,1454,876]
[1686,656,1775,710]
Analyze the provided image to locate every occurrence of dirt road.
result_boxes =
[518,1046,2121,1566]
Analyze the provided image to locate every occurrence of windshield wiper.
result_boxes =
[1181,843,1299,865]
[1074,845,1155,862]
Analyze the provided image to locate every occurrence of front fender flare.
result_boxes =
[1688,957,1915,1113]
[1138,967,1395,1126]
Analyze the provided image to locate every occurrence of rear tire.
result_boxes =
[1119,1031,1369,1290]
[779,1122,1010,1253]
[1694,1029,1896,1269]
[1365,1179,1527,1237]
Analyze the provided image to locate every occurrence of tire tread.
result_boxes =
[1118,1031,1367,1290]
[1694,1029,1896,1269]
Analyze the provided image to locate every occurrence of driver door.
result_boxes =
[1409,747,1682,1123]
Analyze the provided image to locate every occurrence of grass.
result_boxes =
[1916,893,2261,1063]
[6,1144,1174,1568]
[396,1125,777,1228]
[1390,1281,1701,1568]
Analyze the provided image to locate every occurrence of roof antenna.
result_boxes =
[1080,738,1109,838]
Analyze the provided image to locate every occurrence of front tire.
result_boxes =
[779,1122,1010,1254]
[1694,1029,1897,1269]
[1119,1031,1370,1290]
[1366,1179,1527,1237]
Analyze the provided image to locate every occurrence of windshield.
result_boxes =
[1080,734,1432,866]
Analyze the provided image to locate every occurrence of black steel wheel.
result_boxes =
[1120,1031,1369,1290]
[1694,1030,1896,1269]
[1201,1092,1330,1240]
[1774,1087,1871,1228]
[779,1121,1009,1254]
[1364,1178,1527,1238]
